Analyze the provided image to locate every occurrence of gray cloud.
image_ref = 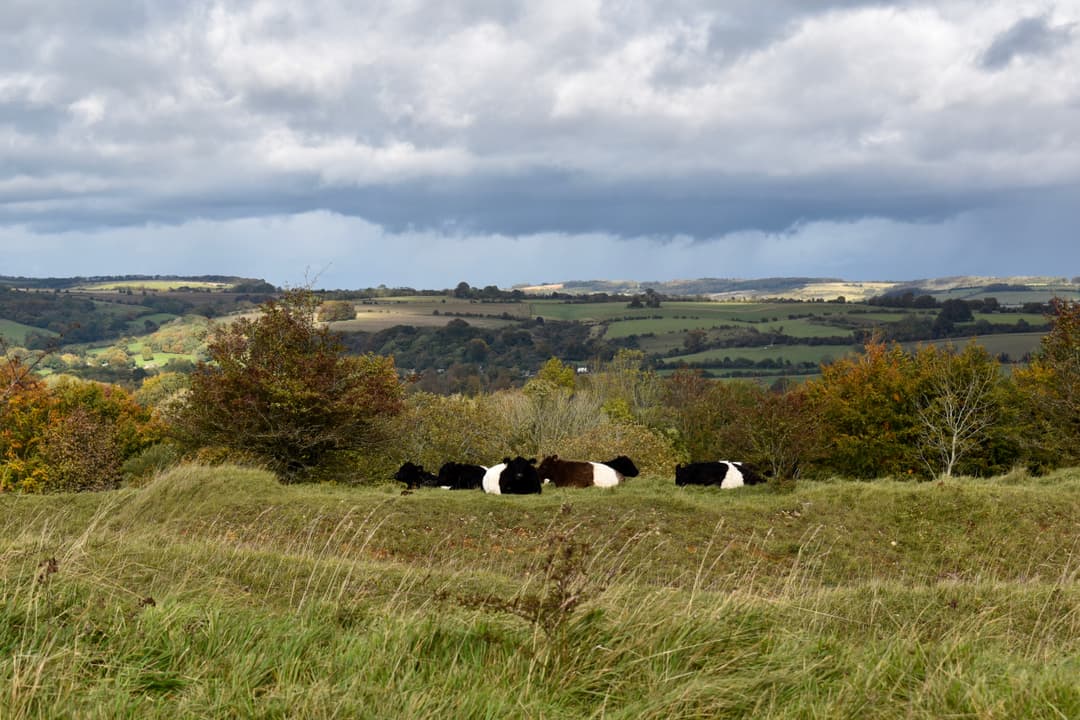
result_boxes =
[2,1,1080,285]
[980,14,1075,70]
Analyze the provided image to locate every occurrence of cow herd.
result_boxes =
[394,456,766,494]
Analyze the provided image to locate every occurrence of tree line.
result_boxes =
[3,291,1079,492]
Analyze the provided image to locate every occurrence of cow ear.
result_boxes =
[503,457,511,464]
[528,458,536,464]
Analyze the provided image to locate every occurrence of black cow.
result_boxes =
[394,461,439,489]
[675,461,765,488]
[437,462,486,490]
[482,456,542,495]
[602,455,639,478]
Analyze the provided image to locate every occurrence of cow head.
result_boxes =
[394,461,437,488]
[674,463,688,486]
[501,456,541,494]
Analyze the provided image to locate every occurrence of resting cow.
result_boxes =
[437,462,486,490]
[675,461,765,488]
[537,454,637,488]
[482,457,542,495]
[394,461,439,489]
[602,455,639,478]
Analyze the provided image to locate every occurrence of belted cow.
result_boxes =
[482,457,542,495]
[536,455,639,488]
[674,461,765,488]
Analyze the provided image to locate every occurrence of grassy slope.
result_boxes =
[0,319,59,345]
[2,465,1078,718]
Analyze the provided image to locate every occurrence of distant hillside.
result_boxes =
[515,275,1080,302]
[0,274,275,292]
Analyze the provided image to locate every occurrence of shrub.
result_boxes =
[121,442,183,486]
[1,370,163,493]
[555,421,683,477]
[170,290,403,481]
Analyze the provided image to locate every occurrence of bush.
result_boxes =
[1,370,163,493]
[555,421,683,477]
[170,290,403,481]
[40,406,123,492]
[121,442,183,486]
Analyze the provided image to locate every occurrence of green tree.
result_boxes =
[659,370,758,462]
[171,290,404,480]
[743,384,823,481]
[1013,298,1080,467]
[530,357,577,393]
[684,329,707,353]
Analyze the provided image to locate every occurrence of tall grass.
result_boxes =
[2,464,1078,718]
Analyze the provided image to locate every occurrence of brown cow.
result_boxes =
[537,455,628,488]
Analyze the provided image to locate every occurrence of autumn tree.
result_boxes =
[742,384,823,481]
[171,290,403,480]
[1,369,162,493]
[659,370,758,462]
[806,337,923,479]
[1013,298,1080,467]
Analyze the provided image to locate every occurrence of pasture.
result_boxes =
[903,333,1047,362]
[663,343,858,367]
[327,298,530,332]
[2,464,1078,718]
[0,318,58,345]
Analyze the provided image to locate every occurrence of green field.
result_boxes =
[0,318,58,345]
[76,280,234,292]
[528,300,869,324]
[2,464,1078,718]
[604,316,856,340]
[665,343,858,367]
[904,333,1046,361]
[86,342,200,369]
[932,288,1080,305]
[330,300,527,332]
[90,299,155,317]
[124,313,180,333]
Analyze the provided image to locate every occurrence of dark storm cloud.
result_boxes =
[980,15,1076,70]
[2,0,1080,285]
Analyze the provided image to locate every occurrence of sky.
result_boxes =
[2,0,1079,290]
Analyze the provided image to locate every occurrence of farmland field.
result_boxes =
[328,298,528,332]
[2,464,1078,718]
[0,318,58,345]
[75,280,235,292]
[663,343,858,367]
[903,332,1046,360]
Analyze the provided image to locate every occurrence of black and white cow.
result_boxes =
[536,454,639,488]
[482,456,542,495]
[675,461,765,488]
[437,462,487,490]
[394,461,439,489]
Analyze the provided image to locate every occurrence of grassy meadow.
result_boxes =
[2,465,1078,718]
[0,319,58,345]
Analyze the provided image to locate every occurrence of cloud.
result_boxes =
[1,1,1080,285]
[3,189,1078,289]
[980,14,1076,70]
